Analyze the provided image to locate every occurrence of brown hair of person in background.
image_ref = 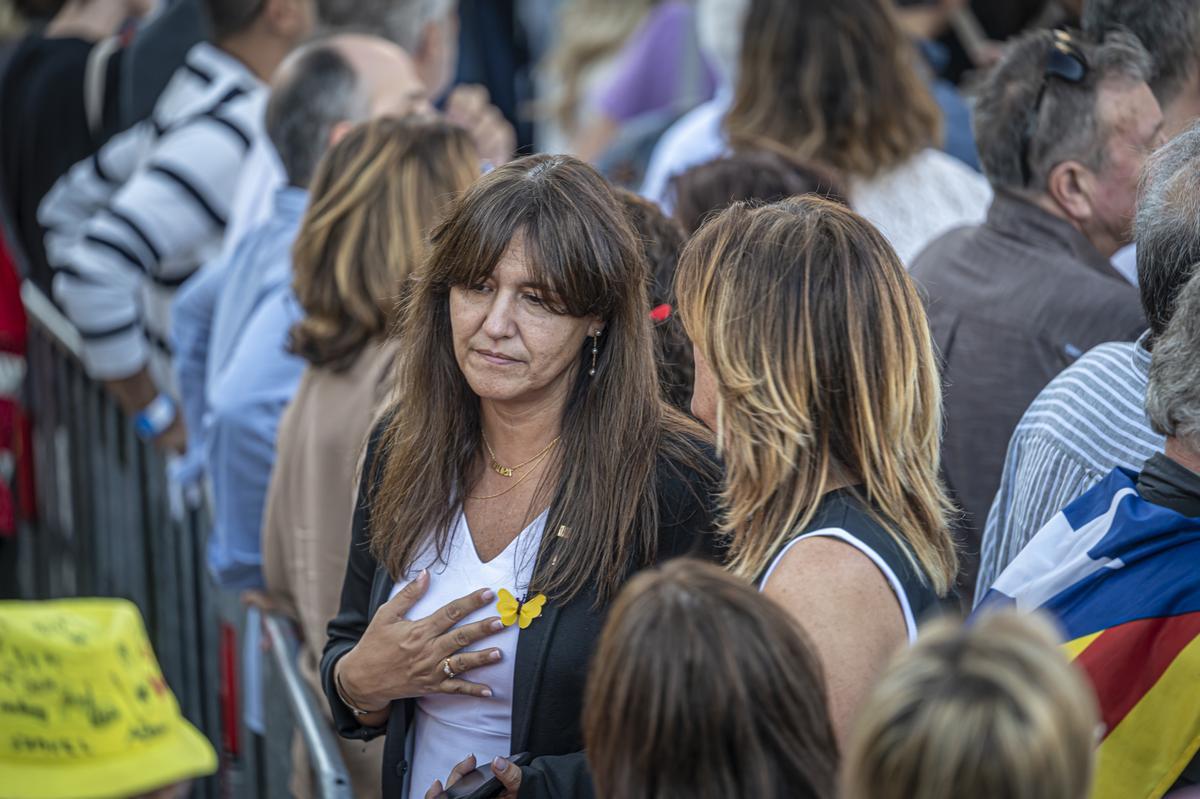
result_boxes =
[843,611,1098,799]
[669,149,849,235]
[612,188,693,412]
[370,154,715,602]
[724,0,941,179]
[289,115,478,372]
[674,196,957,593]
[583,558,839,799]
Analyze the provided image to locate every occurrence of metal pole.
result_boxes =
[21,279,225,795]
[262,612,353,799]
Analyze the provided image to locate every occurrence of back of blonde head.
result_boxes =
[674,196,956,594]
[843,612,1098,799]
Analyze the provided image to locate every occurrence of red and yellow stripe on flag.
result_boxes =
[1065,612,1200,799]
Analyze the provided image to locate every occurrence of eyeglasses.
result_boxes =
[1018,30,1089,187]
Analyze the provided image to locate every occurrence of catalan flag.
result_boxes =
[978,467,1200,799]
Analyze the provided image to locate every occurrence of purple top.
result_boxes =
[597,1,716,122]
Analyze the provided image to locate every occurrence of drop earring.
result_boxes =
[589,331,600,376]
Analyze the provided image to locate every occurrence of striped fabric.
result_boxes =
[39,43,264,381]
[975,336,1163,606]
[978,469,1200,798]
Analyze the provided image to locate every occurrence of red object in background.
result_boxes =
[219,621,241,759]
[650,303,672,323]
[0,229,30,537]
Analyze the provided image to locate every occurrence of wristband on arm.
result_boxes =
[134,393,177,440]
[335,665,387,716]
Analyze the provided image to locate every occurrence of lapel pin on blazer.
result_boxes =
[550,524,569,567]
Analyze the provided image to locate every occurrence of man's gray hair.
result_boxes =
[1135,122,1200,338]
[1145,270,1200,450]
[265,41,368,188]
[973,29,1152,192]
[1083,0,1200,108]
[315,0,454,53]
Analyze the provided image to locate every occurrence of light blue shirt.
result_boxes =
[205,287,307,588]
[170,186,308,487]
[209,187,308,376]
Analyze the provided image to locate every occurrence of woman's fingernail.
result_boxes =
[482,688,493,697]
[493,756,509,771]
[490,619,504,632]
[482,589,495,601]
[419,568,429,581]
[489,649,502,661]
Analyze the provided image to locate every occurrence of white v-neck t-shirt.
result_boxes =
[389,509,548,799]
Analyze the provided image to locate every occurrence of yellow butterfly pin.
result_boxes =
[497,589,547,629]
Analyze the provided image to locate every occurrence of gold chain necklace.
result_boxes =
[467,442,557,500]
[483,433,561,478]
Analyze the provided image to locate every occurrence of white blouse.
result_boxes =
[849,147,993,266]
[389,510,548,799]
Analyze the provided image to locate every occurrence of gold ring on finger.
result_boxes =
[442,657,456,679]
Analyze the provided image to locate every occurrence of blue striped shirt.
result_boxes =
[974,333,1162,606]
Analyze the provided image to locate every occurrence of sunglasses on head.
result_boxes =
[1018,30,1089,187]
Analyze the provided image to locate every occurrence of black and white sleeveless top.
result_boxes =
[756,487,942,642]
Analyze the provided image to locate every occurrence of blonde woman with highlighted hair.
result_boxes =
[287,115,478,370]
[843,611,1098,799]
[675,196,957,741]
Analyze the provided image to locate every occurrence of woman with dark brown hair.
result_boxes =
[320,154,721,799]
[583,558,839,799]
[612,188,692,412]
[669,149,847,235]
[723,0,989,263]
[261,116,478,799]
[675,196,957,742]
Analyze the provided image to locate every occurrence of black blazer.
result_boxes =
[321,424,723,798]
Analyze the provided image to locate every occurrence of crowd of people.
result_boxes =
[2,0,1200,797]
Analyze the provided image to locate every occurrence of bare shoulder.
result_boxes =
[763,535,909,740]
[763,535,904,629]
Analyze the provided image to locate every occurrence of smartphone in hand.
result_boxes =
[439,752,533,799]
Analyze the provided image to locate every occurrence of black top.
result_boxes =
[321,421,723,799]
[756,486,946,633]
[0,34,124,292]
[117,0,206,130]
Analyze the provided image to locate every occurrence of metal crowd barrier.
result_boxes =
[263,612,354,799]
[20,280,350,799]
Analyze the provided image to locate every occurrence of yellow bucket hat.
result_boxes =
[0,598,218,799]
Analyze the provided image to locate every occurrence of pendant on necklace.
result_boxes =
[491,459,514,478]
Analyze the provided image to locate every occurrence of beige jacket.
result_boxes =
[262,337,398,797]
